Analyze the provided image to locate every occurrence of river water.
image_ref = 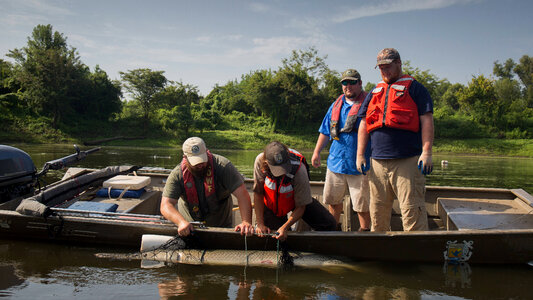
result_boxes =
[1,144,532,299]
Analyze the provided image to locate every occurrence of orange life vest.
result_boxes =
[263,149,308,217]
[330,91,368,140]
[181,150,215,220]
[366,75,419,133]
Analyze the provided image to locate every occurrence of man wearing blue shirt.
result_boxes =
[357,48,434,232]
[312,69,372,231]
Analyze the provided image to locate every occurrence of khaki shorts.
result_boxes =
[368,156,428,231]
[323,168,370,212]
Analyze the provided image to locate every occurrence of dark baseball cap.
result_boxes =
[376,48,401,68]
[340,69,361,82]
[264,141,291,177]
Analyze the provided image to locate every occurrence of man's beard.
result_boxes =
[344,90,357,99]
[189,165,208,178]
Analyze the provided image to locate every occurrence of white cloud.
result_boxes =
[248,2,270,13]
[333,0,477,23]
[196,36,212,43]
[2,0,75,18]
[1,13,47,27]
[196,34,243,44]
[69,34,98,49]
[226,34,243,41]
[26,0,75,16]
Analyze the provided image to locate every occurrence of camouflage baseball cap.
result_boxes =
[340,69,361,82]
[376,48,401,68]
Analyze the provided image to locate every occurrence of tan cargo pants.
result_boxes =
[368,156,428,231]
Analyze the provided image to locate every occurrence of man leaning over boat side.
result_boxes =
[160,137,254,236]
[252,141,337,241]
[311,68,372,231]
[356,48,434,231]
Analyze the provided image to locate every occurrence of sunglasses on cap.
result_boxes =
[341,80,359,86]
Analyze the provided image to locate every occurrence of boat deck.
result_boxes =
[438,196,533,231]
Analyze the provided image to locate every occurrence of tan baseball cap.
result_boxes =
[264,141,291,177]
[182,137,208,166]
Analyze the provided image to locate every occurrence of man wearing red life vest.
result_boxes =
[161,137,254,236]
[253,141,337,241]
[356,48,434,232]
[312,68,372,231]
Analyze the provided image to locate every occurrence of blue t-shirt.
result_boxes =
[358,80,433,159]
[319,95,371,175]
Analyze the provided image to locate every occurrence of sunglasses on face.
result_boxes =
[341,80,359,86]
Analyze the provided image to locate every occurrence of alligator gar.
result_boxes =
[95,249,353,269]
[95,234,354,269]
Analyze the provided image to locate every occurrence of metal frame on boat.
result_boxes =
[0,167,531,264]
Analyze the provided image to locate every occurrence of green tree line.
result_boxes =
[1,25,532,143]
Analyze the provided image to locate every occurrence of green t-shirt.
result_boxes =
[162,153,244,227]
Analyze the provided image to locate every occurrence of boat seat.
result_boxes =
[437,197,533,231]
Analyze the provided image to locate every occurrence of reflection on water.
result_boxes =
[1,239,531,299]
[443,262,472,289]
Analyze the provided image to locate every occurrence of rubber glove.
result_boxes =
[356,154,367,175]
[417,151,433,175]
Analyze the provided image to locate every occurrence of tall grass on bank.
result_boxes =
[434,138,533,157]
[1,114,531,157]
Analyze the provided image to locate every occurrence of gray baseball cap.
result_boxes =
[264,141,291,177]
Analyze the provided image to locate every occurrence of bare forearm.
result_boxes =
[160,196,187,226]
[313,133,329,156]
[357,121,369,156]
[312,133,330,167]
[233,184,253,224]
[420,113,434,153]
[280,205,305,232]
[253,192,265,226]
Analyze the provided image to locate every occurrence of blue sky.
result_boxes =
[1,0,532,96]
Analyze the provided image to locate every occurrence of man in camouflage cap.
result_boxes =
[312,68,372,231]
[356,48,435,232]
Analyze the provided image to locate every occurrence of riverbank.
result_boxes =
[5,129,530,157]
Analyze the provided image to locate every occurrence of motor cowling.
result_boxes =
[0,145,37,202]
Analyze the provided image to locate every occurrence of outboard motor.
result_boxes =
[0,145,37,202]
[0,144,100,203]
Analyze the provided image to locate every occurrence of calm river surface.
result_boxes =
[1,143,532,299]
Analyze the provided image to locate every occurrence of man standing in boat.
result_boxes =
[253,141,337,241]
[160,137,254,236]
[356,48,434,231]
[311,68,372,231]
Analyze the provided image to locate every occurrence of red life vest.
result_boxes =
[330,91,368,140]
[263,149,308,217]
[366,75,420,133]
[181,150,215,220]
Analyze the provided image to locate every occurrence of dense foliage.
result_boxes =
[1,25,532,144]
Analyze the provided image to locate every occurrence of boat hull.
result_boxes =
[1,168,532,264]
[1,211,531,264]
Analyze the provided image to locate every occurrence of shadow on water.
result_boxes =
[1,239,532,299]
